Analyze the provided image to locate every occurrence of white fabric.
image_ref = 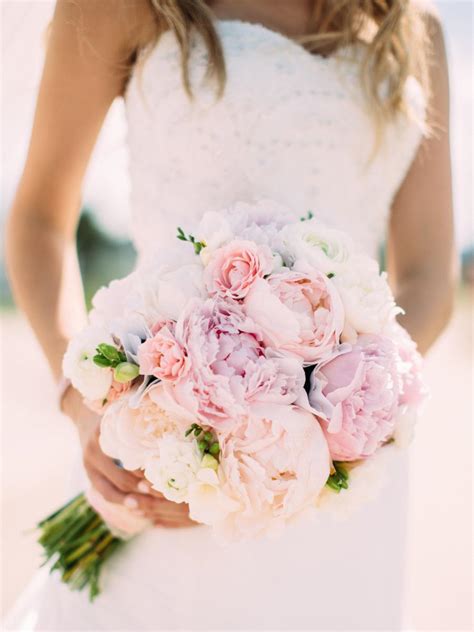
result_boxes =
[6,20,425,631]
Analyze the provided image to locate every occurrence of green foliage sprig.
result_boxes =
[176,227,206,255]
[92,343,139,384]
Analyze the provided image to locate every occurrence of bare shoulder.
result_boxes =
[413,0,446,50]
[52,0,159,59]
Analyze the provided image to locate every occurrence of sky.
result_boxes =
[1,0,472,248]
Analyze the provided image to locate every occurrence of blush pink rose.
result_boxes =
[137,321,188,381]
[244,267,344,364]
[204,239,274,300]
[86,487,150,537]
[213,403,330,542]
[171,298,305,428]
[309,334,400,461]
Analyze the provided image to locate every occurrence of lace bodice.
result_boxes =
[124,20,425,266]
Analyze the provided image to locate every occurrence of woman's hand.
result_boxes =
[62,386,198,528]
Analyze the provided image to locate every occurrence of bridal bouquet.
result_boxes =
[38,201,426,599]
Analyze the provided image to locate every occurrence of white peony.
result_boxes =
[136,262,206,323]
[62,326,114,401]
[280,218,354,273]
[197,200,295,263]
[332,255,401,339]
[316,444,399,520]
[89,273,142,327]
[144,434,203,503]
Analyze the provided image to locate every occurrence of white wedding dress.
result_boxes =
[6,20,425,631]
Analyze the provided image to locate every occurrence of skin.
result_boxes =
[5,0,455,525]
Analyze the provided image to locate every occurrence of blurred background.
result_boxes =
[1,1,472,629]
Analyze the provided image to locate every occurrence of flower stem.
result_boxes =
[37,493,125,601]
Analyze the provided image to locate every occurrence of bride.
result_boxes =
[6,0,454,629]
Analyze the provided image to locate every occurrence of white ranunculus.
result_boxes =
[280,218,354,273]
[333,255,401,337]
[188,468,239,526]
[144,434,203,503]
[62,326,114,401]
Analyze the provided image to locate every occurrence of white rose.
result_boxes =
[144,434,202,503]
[280,218,354,273]
[62,326,114,401]
[333,255,401,337]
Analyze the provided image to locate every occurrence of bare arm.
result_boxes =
[5,0,195,527]
[387,14,456,355]
[5,0,140,379]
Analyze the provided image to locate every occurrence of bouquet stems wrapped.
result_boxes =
[37,493,124,601]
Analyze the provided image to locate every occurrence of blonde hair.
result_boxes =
[144,0,431,129]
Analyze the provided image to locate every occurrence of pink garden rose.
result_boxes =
[244,266,344,364]
[137,321,188,381]
[204,239,274,300]
[212,403,330,542]
[171,298,306,427]
[308,334,400,461]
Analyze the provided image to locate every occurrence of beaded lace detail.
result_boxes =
[124,20,426,266]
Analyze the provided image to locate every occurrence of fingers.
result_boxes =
[97,456,151,495]
[155,516,199,529]
[88,468,127,505]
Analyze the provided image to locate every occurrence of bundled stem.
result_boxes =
[37,493,124,601]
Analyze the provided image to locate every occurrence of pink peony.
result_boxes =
[204,239,274,300]
[137,321,188,381]
[309,334,400,461]
[390,322,427,409]
[213,403,330,542]
[244,267,344,364]
[171,298,305,427]
[86,487,150,537]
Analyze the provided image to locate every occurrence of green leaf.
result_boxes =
[92,355,112,368]
[96,344,121,363]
